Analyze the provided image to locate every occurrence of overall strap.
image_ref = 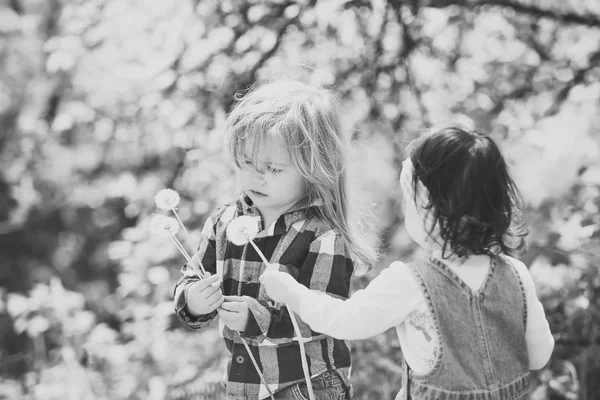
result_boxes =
[401,357,410,400]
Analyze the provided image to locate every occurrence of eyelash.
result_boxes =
[242,159,282,174]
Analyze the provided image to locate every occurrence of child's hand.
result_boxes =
[218,295,250,331]
[186,274,223,316]
[259,270,300,304]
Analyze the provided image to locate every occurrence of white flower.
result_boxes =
[226,216,260,246]
[150,214,180,237]
[155,189,180,210]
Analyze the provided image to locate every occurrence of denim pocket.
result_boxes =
[297,370,348,400]
[297,383,346,400]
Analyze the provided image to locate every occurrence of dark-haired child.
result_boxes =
[261,125,554,400]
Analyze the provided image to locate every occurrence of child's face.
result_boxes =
[238,137,306,220]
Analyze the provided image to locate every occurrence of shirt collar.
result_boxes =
[236,193,323,237]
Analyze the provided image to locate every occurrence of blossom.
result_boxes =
[155,189,180,210]
[150,214,180,237]
[226,216,260,246]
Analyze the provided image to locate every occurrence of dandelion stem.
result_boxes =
[171,236,206,278]
[239,335,275,400]
[248,238,314,399]
[287,306,315,400]
[169,236,192,262]
[188,255,207,278]
[169,235,192,262]
[171,208,194,253]
[249,240,271,268]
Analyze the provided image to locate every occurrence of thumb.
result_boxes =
[194,274,221,291]
[222,295,245,302]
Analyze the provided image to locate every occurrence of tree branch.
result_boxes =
[391,2,431,126]
[478,0,600,28]
[9,0,23,15]
[544,48,600,117]
[423,0,600,28]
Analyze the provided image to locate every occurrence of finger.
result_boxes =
[193,283,219,299]
[201,270,223,286]
[217,308,236,322]
[222,295,244,302]
[220,301,245,313]
[205,290,224,305]
[218,302,237,313]
[207,296,224,310]
[194,274,221,291]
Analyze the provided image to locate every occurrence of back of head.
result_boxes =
[224,79,378,268]
[408,125,527,258]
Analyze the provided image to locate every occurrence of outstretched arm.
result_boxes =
[262,261,422,340]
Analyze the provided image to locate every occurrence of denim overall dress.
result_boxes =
[400,256,531,400]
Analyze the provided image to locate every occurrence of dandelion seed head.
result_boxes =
[226,216,260,245]
[155,189,181,210]
[150,214,180,237]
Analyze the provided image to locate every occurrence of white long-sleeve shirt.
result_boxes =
[297,255,554,374]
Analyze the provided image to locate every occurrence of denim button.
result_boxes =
[236,356,244,363]
[246,275,253,282]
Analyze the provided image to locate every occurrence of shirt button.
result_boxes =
[236,356,244,363]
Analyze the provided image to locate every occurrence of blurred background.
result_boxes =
[1,0,599,399]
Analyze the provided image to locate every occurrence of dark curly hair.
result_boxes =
[409,125,527,258]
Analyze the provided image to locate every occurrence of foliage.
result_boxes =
[1,0,600,399]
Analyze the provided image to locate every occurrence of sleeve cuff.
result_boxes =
[174,281,216,329]
[240,308,262,338]
[239,296,271,340]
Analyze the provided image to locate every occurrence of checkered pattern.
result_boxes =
[173,195,353,399]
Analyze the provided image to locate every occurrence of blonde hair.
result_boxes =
[223,79,378,269]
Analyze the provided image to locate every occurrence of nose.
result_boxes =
[251,168,267,186]
[258,174,267,186]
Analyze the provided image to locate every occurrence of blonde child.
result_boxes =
[173,79,376,399]
[261,125,554,400]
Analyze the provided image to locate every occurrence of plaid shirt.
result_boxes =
[173,195,353,399]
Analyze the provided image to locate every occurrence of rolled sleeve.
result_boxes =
[239,296,271,339]
[174,279,217,329]
[298,261,419,340]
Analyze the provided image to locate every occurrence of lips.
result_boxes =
[250,190,267,197]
